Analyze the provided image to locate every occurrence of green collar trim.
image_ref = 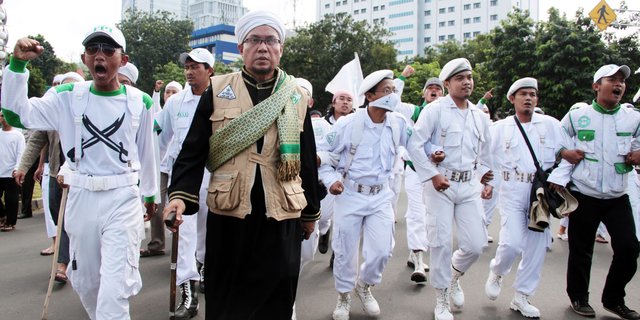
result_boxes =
[592,100,620,115]
[90,84,125,96]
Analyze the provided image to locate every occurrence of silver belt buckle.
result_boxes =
[371,185,381,195]
[503,171,510,181]
[451,171,461,182]
[461,171,470,182]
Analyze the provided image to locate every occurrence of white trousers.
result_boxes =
[65,186,144,320]
[300,221,320,273]
[390,170,404,220]
[628,172,640,240]
[490,180,549,296]
[318,193,335,236]
[424,178,487,289]
[42,164,56,238]
[332,187,395,293]
[404,168,428,251]
[482,188,499,227]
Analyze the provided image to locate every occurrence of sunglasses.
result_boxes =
[84,43,119,57]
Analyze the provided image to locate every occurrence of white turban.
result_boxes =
[296,78,313,97]
[61,72,85,84]
[235,10,286,44]
[118,62,139,84]
[52,74,64,85]
[507,77,537,98]
[165,81,183,92]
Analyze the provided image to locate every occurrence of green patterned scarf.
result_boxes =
[206,70,302,181]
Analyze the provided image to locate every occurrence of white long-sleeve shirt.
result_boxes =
[1,61,157,200]
[407,94,492,183]
[0,129,25,177]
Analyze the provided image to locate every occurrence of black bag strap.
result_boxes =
[514,116,543,173]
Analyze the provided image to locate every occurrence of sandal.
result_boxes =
[140,249,165,257]
[54,270,68,284]
[40,247,55,256]
[1,225,15,232]
[595,235,609,244]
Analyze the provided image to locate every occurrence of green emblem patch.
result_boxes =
[325,132,337,145]
[577,116,591,128]
[291,92,301,105]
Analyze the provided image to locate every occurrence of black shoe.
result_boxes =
[175,280,198,319]
[17,213,32,219]
[604,303,640,319]
[571,299,596,317]
[318,228,331,254]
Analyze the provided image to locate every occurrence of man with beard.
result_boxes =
[163,10,320,319]
[407,58,493,320]
[549,64,640,320]
[1,25,157,319]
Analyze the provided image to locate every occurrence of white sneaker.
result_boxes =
[332,292,351,320]
[434,288,454,320]
[557,233,568,241]
[484,270,503,300]
[356,281,380,316]
[407,251,429,271]
[487,235,494,243]
[450,268,465,309]
[410,251,427,283]
[510,292,541,318]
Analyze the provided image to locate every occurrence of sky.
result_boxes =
[0,0,631,63]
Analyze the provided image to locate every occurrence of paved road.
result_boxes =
[1,190,639,320]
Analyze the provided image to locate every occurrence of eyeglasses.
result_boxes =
[85,43,118,57]
[243,37,281,47]
[375,88,398,95]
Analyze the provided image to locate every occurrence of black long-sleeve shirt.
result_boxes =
[168,69,320,221]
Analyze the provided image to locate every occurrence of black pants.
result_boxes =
[20,161,38,216]
[0,177,20,226]
[567,191,639,305]
[205,211,302,320]
[49,177,70,264]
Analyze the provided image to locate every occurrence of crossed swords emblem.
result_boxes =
[67,114,129,163]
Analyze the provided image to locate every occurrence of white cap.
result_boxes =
[439,58,472,82]
[593,64,631,83]
[359,70,394,96]
[179,48,215,67]
[118,62,139,84]
[369,92,399,112]
[507,77,538,98]
[61,72,85,84]
[296,78,313,97]
[165,81,183,92]
[52,74,64,85]
[235,10,286,43]
[82,24,126,52]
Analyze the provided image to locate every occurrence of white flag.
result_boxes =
[633,88,640,103]
[325,53,365,106]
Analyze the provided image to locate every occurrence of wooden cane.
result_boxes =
[164,211,178,320]
[41,187,69,320]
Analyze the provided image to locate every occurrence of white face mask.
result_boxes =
[369,93,399,112]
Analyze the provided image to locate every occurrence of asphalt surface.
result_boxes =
[1,189,639,320]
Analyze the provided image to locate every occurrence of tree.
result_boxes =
[393,60,441,106]
[119,9,193,94]
[280,13,397,111]
[28,34,60,96]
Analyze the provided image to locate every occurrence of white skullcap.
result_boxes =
[179,48,215,67]
[593,64,631,83]
[61,72,85,84]
[424,77,444,91]
[439,58,472,82]
[165,81,183,92]
[534,107,544,114]
[359,70,394,96]
[235,10,286,44]
[369,92,399,112]
[507,77,538,98]
[118,62,139,84]
[82,24,126,52]
[52,74,64,85]
[296,78,313,97]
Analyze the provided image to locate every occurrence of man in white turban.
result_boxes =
[163,10,320,320]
